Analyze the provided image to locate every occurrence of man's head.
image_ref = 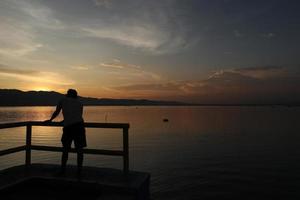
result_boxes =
[66,89,78,98]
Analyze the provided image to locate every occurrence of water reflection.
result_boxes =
[0,106,54,122]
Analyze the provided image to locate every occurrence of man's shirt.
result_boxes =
[59,97,84,127]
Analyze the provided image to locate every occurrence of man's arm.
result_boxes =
[45,101,62,122]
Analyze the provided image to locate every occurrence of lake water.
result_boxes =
[0,106,300,199]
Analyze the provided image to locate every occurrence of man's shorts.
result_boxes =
[61,122,87,149]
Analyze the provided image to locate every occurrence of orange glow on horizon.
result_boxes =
[30,86,52,92]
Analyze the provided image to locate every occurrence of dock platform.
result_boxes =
[0,164,150,199]
[0,121,150,199]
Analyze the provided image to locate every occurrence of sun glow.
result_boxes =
[32,86,51,91]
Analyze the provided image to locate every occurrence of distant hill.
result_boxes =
[0,89,187,106]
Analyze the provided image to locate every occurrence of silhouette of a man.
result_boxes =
[46,89,86,175]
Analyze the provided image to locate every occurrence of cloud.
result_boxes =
[100,60,141,69]
[200,66,300,103]
[0,64,39,75]
[0,64,74,86]
[112,80,207,97]
[227,66,286,79]
[111,82,185,100]
[0,0,64,58]
[93,0,112,8]
[114,82,180,91]
[1,0,193,56]
[262,33,276,39]
[234,66,282,72]
[110,66,300,103]
[208,66,286,80]
[82,25,171,53]
[70,65,90,71]
[234,30,243,37]
[82,25,188,54]
[8,0,64,30]
[98,59,161,81]
[0,18,42,57]
[81,1,192,54]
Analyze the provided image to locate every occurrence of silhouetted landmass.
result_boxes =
[0,89,187,106]
[0,89,299,106]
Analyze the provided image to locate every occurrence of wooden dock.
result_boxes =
[0,164,150,199]
[0,121,151,200]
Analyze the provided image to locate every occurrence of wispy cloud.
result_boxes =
[262,32,276,39]
[98,59,161,81]
[0,64,74,86]
[8,0,64,30]
[100,60,141,69]
[0,64,39,75]
[82,25,168,53]
[70,65,90,71]
[114,81,189,92]
[224,66,285,79]
[81,0,192,55]
[93,0,112,8]
[110,66,300,103]
[0,0,64,59]
[82,24,189,54]
[233,30,243,37]
[1,0,193,56]
[0,18,42,57]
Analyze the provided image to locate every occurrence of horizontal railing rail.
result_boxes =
[0,146,26,156]
[0,121,130,129]
[0,121,129,174]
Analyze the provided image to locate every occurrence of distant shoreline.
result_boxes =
[0,89,299,107]
[0,104,299,107]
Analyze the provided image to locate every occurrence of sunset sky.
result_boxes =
[0,0,300,103]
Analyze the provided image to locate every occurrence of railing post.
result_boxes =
[26,124,32,167]
[123,127,129,174]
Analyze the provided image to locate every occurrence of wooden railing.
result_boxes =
[0,121,130,174]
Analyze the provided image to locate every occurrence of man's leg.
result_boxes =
[77,148,84,175]
[75,123,86,176]
[61,126,72,174]
[61,146,69,173]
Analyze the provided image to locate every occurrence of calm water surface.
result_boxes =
[0,106,300,199]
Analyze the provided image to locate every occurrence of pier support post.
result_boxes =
[123,127,129,175]
[25,124,32,167]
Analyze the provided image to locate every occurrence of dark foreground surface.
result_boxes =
[0,164,150,200]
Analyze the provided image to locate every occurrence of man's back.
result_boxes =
[61,97,83,126]
[46,89,86,175]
